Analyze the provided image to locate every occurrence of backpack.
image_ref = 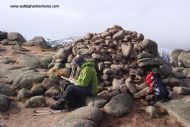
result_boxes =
[146,71,169,100]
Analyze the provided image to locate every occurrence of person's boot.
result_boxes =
[50,99,66,110]
[53,94,63,101]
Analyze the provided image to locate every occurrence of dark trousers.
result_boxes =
[63,85,92,99]
[60,84,92,107]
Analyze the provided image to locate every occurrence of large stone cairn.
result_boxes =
[49,25,168,103]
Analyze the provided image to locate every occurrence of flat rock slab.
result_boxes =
[157,96,190,127]
[52,106,103,127]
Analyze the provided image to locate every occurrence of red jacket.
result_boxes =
[145,71,154,93]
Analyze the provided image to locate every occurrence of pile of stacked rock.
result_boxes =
[48,25,170,103]
[169,49,190,95]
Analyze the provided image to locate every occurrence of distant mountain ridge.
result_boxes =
[46,37,78,47]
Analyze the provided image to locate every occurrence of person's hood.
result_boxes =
[81,61,95,68]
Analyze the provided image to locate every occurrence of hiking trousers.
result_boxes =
[61,84,92,101]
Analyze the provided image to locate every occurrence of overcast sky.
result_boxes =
[0,0,190,49]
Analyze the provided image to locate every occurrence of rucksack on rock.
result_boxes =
[146,71,169,100]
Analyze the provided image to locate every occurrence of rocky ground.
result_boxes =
[0,97,181,127]
[0,45,181,127]
[1,26,190,127]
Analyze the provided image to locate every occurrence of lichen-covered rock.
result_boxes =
[140,39,158,56]
[178,50,190,68]
[0,32,7,41]
[17,88,32,101]
[16,55,52,69]
[25,96,46,108]
[40,56,53,69]
[53,106,102,127]
[104,93,134,117]
[13,71,46,90]
[0,67,35,84]
[31,85,46,96]
[171,68,187,79]
[0,83,16,96]
[7,32,26,44]
[24,36,50,49]
[170,49,184,67]
[0,94,10,112]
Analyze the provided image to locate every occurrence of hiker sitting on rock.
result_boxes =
[50,55,98,110]
[145,67,171,105]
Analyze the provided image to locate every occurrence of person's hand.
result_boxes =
[69,78,75,84]
[69,77,74,81]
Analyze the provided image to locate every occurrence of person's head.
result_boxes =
[71,55,84,68]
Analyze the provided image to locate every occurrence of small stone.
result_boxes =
[121,43,132,57]
[163,78,181,87]
[98,62,104,71]
[113,30,125,40]
[125,78,137,94]
[92,53,105,61]
[55,59,64,63]
[137,33,144,41]
[145,106,159,118]
[137,52,154,59]
[102,74,109,80]
[98,90,111,100]
[65,63,71,69]
[112,78,122,90]
[119,84,128,93]
[136,83,147,91]
[103,69,117,75]
[140,99,149,106]
[67,54,74,63]
[146,95,154,101]
[86,96,107,108]
[111,64,124,71]
[54,63,64,69]
[173,86,190,95]
[134,87,150,99]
